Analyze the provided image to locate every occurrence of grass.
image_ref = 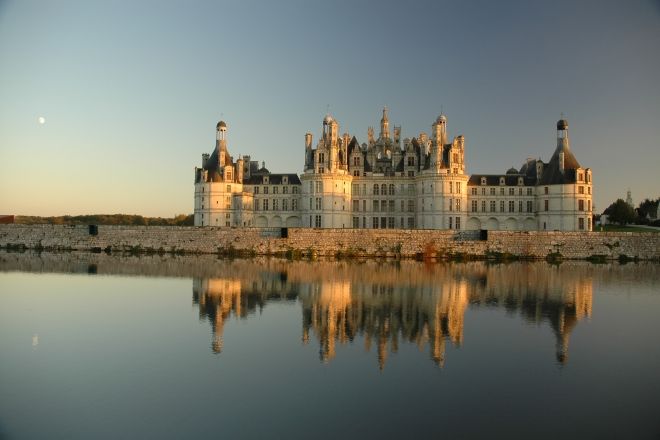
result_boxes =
[597,224,659,233]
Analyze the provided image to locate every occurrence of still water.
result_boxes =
[1,252,659,439]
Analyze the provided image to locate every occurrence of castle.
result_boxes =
[194,110,593,231]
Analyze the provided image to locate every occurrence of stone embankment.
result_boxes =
[0,224,658,261]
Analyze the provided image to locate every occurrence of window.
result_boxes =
[471,200,477,212]
[273,186,278,194]
[315,215,322,228]
[388,217,395,229]
[372,218,379,229]
[455,199,461,211]
[527,188,533,196]
[381,184,387,195]
[263,199,269,210]
[500,177,505,186]
[518,201,522,212]
[481,201,486,212]
[353,200,359,211]
[408,170,415,177]
[518,188,523,196]
[353,217,360,228]
[588,187,591,195]
[490,187,496,195]
[509,188,515,196]
[455,217,461,230]
[362,217,366,228]
[389,184,395,195]
[319,153,325,163]
[456,183,461,193]
[283,199,288,211]
[481,177,486,185]
[579,200,584,211]
[254,187,259,195]
[264,187,269,195]
[407,156,415,166]
[373,184,379,195]
[254,199,259,210]
[578,172,583,182]
[544,187,548,195]
[490,201,496,212]
[588,200,591,211]
[449,198,453,211]
[471,187,477,195]
[292,186,298,194]
[449,217,453,229]
[509,201,515,212]
[578,186,584,194]
[408,200,415,212]
[362,200,366,211]
[500,200,505,212]
[374,200,379,212]
[481,188,486,196]
[526,201,533,212]
[500,187,505,195]
[449,182,453,193]
[579,217,584,230]
[273,199,279,211]
[352,184,359,195]
[381,217,387,228]
[389,200,395,212]
[401,200,405,211]
[315,198,322,210]
[544,200,549,211]
[407,217,415,229]
[292,199,297,210]
[227,185,231,192]
[353,157,360,166]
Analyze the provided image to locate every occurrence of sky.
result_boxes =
[0,0,658,217]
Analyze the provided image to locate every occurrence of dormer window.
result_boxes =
[518,177,523,186]
[283,176,288,184]
[481,177,487,185]
[499,177,505,186]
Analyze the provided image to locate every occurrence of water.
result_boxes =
[1,252,659,439]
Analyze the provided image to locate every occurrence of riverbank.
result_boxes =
[1,224,658,261]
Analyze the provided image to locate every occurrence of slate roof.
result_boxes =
[538,143,581,185]
[468,174,536,186]
[244,173,302,185]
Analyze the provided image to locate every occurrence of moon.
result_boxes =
[38,116,46,125]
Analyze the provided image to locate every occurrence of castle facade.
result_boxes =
[194,110,593,231]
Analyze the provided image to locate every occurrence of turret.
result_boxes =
[380,107,390,139]
[556,118,569,174]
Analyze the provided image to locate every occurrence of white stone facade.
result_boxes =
[194,112,592,231]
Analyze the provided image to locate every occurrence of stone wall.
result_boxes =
[0,224,658,260]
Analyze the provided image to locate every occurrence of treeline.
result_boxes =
[16,214,194,226]
[602,198,659,226]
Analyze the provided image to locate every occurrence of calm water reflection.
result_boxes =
[1,252,659,439]
[193,262,593,368]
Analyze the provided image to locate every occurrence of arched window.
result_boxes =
[381,184,387,195]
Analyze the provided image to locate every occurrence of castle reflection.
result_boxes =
[192,261,593,368]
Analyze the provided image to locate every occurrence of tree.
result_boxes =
[637,198,659,223]
[604,199,637,226]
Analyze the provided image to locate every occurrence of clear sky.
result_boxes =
[0,0,658,217]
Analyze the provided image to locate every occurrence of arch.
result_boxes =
[466,217,481,230]
[255,216,268,227]
[504,217,518,230]
[485,217,500,230]
[523,218,537,231]
[286,216,302,227]
[270,216,282,228]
